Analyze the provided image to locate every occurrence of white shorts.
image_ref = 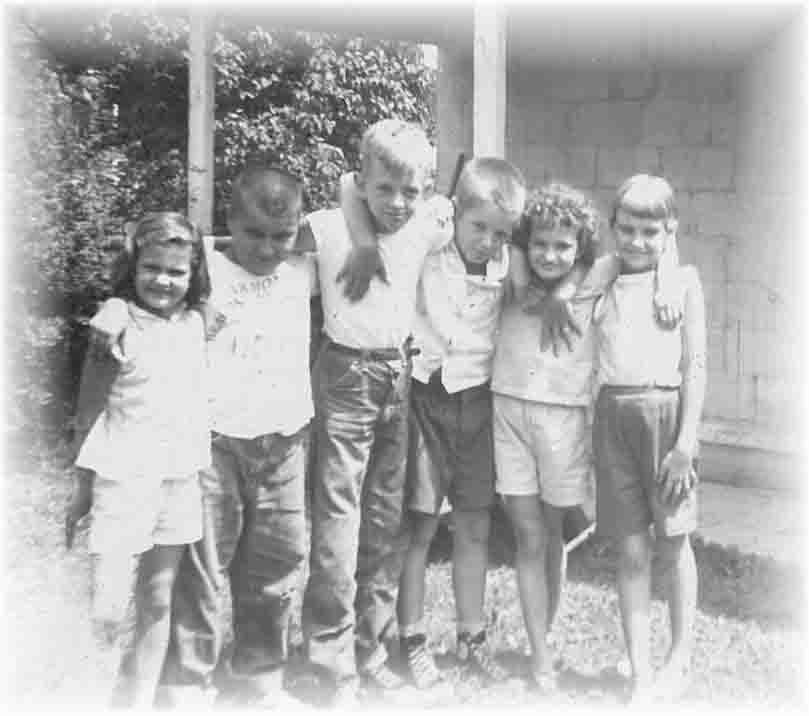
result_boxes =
[493,394,591,507]
[89,474,203,556]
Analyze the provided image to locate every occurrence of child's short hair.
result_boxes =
[515,183,599,269]
[453,157,527,223]
[610,174,678,232]
[111,212,211,309]
[358,119,434,187]
[230,164,304,223]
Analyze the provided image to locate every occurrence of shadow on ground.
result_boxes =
[428,503,805,630]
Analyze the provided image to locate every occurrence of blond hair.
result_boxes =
[359,118,434,187]
[454,157,526,222]
[611,174,679,232]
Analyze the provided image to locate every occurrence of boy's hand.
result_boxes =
[65,469,93,549]
[337,245,388,302]
[654,287,684,329]
[523,292,582,355]
[657,447,698,506]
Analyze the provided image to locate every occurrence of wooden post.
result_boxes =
[473,2,507,158]
[188,9,215,233]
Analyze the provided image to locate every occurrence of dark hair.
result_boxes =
[513,183,599,272]
[229,164,304,223]
[109,212,211,310]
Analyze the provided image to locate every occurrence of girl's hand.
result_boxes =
[337,245,388,302]
[65,469,94,549]
[657,447,698,506]
[654,287,684,329]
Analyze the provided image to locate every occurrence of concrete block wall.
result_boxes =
[436,22,805,458]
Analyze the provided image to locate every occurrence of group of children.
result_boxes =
[66,117,706,708]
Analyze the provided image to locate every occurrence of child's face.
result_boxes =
[229,206,300,276]
[135,242,193,317]
[454,202,514,265]
[527,224,579,282]
[358,156,427,234]
[612,208,671,273]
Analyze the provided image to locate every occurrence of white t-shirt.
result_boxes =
[595,267,693,388]
[206,249,318,438]
[307,205,452,350]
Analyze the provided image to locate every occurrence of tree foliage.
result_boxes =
[9,7,436,442]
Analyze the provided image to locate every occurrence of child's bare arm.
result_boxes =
[87,298,129,361]
[65,468,94,549]
[658,268,706,505]
[654,241,684,328]
[336,172,388,302]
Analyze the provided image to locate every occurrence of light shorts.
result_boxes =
[89,473,203,556]
[493,393,590,507]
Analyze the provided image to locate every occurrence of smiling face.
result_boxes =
[357,156,427,234]
[454,201,515,265]
[527,224,579,283]
[612,208,671,273]
[134,242,193,317]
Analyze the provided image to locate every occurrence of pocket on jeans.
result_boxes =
[319,352,360,392]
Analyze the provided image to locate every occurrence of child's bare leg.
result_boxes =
[452,508,490,634]
[656,534,696,689]
[542,504,567,634]
[616,532,653,686]
[503,495,552,675]
[397,511,440,630]
[117,544,185,708]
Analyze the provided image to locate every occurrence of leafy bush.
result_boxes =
[8,8,436,445]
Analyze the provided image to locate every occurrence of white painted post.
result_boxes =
[473,2,507,158]
[188,9,215,233]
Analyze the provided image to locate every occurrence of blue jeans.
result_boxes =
[302,340,411,684]
[161,428,308,695]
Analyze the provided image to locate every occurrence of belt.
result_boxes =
[601,384,680,394]
[326,338,420,362]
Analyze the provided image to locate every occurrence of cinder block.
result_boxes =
[659,70,731,102]
[710,102,738,146]
[634,146,661,175]
[569,102,644,146]
[520,144,566,185]
[540,69,610,102]
[750,331,800,380]
[661,147,733,191]
[673,190,696,236]
[642,98,689,146]
[522,105,569,145]
[725,280,755,326]
[704,373,741,421]
[750,376,798,428]
[565,145,597,188]
[702,279,727,330]
[682,102,713,145]
[692,192,739,238]
[597,147,635,188]
[610,70,657,100]
[692,237,729,287]
[693,148,734,190]
[661,146,696,189]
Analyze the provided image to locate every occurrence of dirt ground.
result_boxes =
[4,454,806,711]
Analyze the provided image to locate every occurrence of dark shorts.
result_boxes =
[593,386,698,539]
[406,375,495,515]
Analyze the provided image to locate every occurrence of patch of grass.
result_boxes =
[6,461,806,709]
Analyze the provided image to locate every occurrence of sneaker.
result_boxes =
[400,634,443,689]
[456,631,509,683]
[361,661,406,692]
